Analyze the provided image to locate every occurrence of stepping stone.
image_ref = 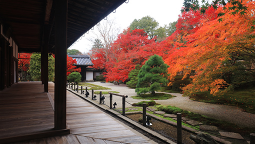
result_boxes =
[153,111,165,115]
[146,107,156,112]
[211,135,232,144]
[164,114,176,118]
[186,120,202,126]
[219,132,244,139]
[182,117,191,121]
[199,125,219,131]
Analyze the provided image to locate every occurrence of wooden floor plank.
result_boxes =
[0,82,152,143]
[0,82,54,140]
[65,134,80,144]
[76,135,96,144]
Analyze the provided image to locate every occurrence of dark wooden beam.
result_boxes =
[43,25,50,92]
[41,47,44,85]
[54,0,68,130]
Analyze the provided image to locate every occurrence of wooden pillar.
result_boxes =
[54,0,68,130]
[43,25,49,92]
[10,47,14,85]
[5,41,9,88]
[15,59,18,83]
[0,37,5,90]
[41,47,44,84]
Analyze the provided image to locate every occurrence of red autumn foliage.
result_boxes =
[104,29,157,82]
[18,53,32,71]
[66,55,81,76]
[45,54,81,76]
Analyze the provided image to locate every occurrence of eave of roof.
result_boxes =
[0,0,127,53]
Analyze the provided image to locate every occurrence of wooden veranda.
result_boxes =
[0,82,152,144]
[0,0,128,142]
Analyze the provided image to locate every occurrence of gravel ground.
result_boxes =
[86,81,255,129]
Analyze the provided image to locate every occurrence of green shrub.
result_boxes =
[96,74,105,81]
[132,100,157,107]
[126,65,141,88]
[157,105,183,114]
[67,72,81,84]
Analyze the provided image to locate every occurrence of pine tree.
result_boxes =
[135,55,169,95]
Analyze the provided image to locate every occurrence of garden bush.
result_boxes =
[132,100,157,107]
[157,105,183,114]
[95,74,105,81]
[67,72,81,84]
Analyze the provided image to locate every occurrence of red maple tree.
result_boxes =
[18,53,32,71]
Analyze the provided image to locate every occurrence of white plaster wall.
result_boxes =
[86,71,93,81]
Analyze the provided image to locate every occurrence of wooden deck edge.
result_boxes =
[0,129,70,144]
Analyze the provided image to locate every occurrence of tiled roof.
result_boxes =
[68,55,93,66]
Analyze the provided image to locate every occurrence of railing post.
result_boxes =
[143,103,146,126]
[77,84,78,92]
[122,96,125,116]
[92,89,94,100]
[68,83,70,88]
[110,93,112,109]
[99,91,102,104]
[74,83,75,91]
[81,86,82,94]
[251,133,255,144]
[177,113,182,144]
[85,87,88,97]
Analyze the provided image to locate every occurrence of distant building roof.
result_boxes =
[68,55,93,66]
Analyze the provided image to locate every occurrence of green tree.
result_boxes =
[129,16,159,39]
[126,65,141,88]
[92,39,104,50]
[67,49,82,55]
[166,21,177,36]
[48,55,55,81]
[135,55,169,95]
[155,26,167,42]
[29,53,55,81]
[67,72,81,84]
[29,53,41,81]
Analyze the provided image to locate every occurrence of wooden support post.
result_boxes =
[251,133,255,144]
[81,86,83,94]
[110,93,112,109]
[43,27,49,92]
[41,48,44,85]
[54,0,68,130]
[122,96,125,116]
[85,87,88,97]
[143,103,146,126]
[92,89,94,100]
[99,91,102,104]
[177,113,182,144]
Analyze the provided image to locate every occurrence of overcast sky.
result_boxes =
[68,0,184,54]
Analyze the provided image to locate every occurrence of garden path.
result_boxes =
[88,82,255,129]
